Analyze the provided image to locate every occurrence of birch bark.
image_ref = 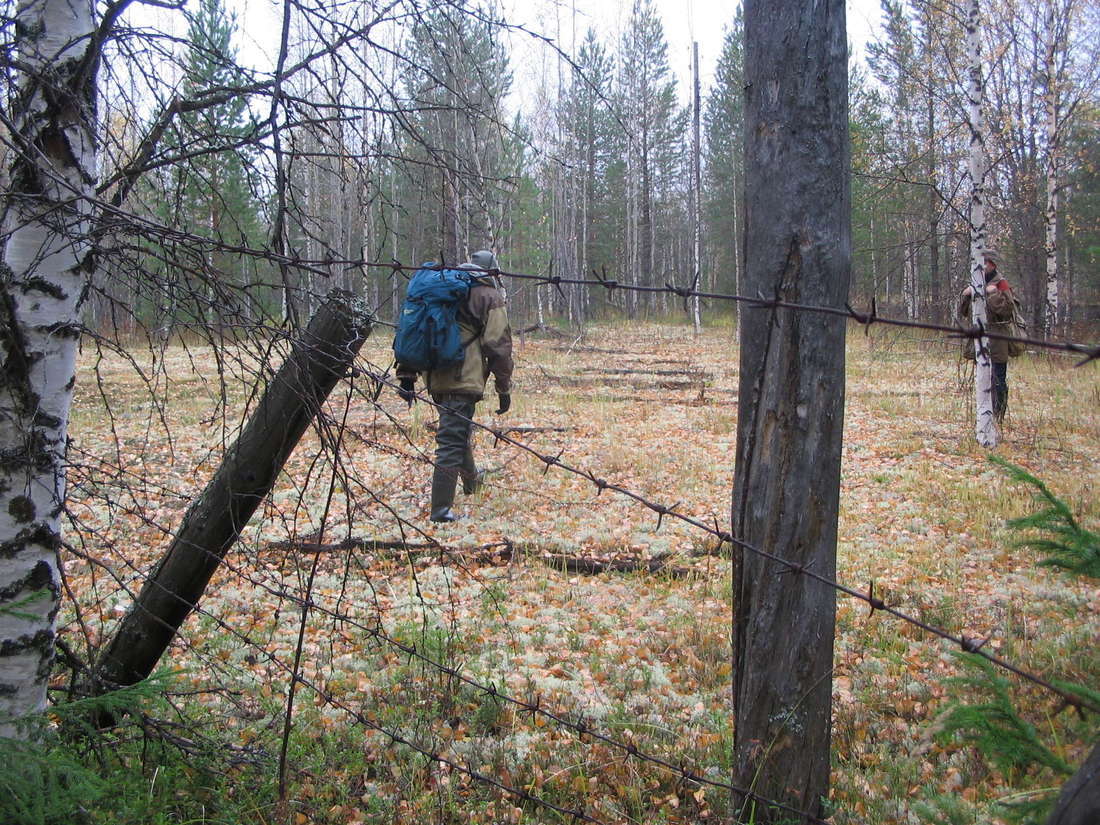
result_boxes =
[1043,1,1062,337]
[691,42,702,334]
[964,0,998,447]
[0,0,98,736]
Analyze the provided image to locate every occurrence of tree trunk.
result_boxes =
[926,10,941,325]
[1046,741,1100,825]
[731,0,849,821]
[965,0,998,447]
[1042,1,1061,338]
[691,42,703,334]
[0,0,98,738]
[93,291,371,691]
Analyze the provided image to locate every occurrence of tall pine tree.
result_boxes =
[616,0,682,313]
[161,0,264,331]
[705,11,746,301]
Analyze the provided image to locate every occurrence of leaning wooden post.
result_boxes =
[94,290,371,690]
[1046,740,1100,825]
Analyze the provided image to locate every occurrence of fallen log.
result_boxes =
[580,367,710,378]
[270,536,690,578]
[518,322,568,339]
[539,552,690,578]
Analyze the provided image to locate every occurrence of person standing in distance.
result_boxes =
[957,246,1019,425]
[397,250,513,522]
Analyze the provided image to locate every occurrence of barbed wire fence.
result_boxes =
[50,268,1098,822]
[356,259,1100,364]
[3,0,1095,816]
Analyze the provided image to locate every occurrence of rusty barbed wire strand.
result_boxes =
[61,300,1091,821]
[353,364,1100,717]
[362,259,1100,365]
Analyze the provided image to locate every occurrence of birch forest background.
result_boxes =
[27,0,1100,337]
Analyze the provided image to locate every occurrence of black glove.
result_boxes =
[398,377,416,407]
[495,393,511,415]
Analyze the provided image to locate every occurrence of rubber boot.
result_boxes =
[430,466,460,522]
[460,446,485,495]
[462,470,487,495]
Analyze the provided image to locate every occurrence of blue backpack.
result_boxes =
[393,264,476,372]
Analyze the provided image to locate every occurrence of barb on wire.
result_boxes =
[363,365,1100,717]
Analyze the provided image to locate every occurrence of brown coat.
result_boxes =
[398,277,513,400]
[957,272,1018,363]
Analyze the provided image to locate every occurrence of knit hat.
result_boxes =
[982,246,999,265]
[470,249,498,271]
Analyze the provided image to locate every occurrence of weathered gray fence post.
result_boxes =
[1047,741,1100,825]
[94,290,371,690]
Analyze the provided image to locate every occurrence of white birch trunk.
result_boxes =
[1043,2,1061,337]
[869,209,878,299]
[691,42,702,334]
[904,241,916,320]
[965,0,998,447]
[1,0,97,736]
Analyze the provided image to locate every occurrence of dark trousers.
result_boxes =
[434,393,478,473]
[992,361,1008,420]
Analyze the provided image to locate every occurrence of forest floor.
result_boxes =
[61,319,1100,825]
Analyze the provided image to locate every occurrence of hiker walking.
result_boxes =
[957,247,1023,425]
[395,250,513,522]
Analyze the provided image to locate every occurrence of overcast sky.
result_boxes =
[499,0,884,103]
[222,0,885,104]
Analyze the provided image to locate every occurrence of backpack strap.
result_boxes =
[457,283,487,348]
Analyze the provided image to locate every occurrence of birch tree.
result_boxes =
[0,0,98,736]
[690,41,702,333]
[965,0,999,447]
[1042,1,1064,336]
[1037,0,1099,336]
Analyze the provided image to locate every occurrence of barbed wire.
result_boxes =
[351,364,1100,717]
[56,272,1096,820]
[62,377,830,822]
[69,542,619,825]
[68,496,827,824]
[360,259,1100,365]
